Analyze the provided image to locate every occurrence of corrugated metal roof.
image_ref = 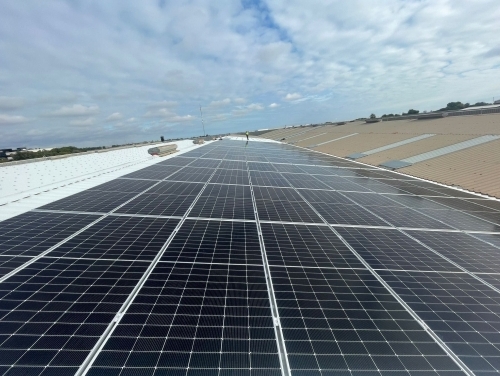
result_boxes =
[402,135,500,163]
[258,112,500,198]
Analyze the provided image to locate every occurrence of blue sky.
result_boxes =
[1,0,499,147]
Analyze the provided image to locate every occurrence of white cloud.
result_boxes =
[232,103,264,116]
[144,108,194,122]
[0,96,24,110]
[106,112,123,121]
[1,1,500,146]
[70,117,96,126]
[284,93,302,101]
[148,100,178,109]
[246,103,264,111]
[269,103,280,108]
[209,98,231,107]
[47,104,100,117]
[126,117,136,122]
[0,114,29,125]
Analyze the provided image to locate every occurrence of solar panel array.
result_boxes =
[1,139,500,376]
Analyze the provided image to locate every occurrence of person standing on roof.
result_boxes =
[246,131,249,140]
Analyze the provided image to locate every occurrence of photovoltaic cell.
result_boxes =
[271,266,465,375]
[0,257,149,374]
[309,202,390,227]
[0,212,99,257]
[121,165,182,180]
[0,255,32,278]
[189,195,255,220]
[161,220,262,264]
[261,223,364,269]
[39,190,139,213]
[379,269,500,374]
[256,199,323,223]
[272,164,306,174]
[114,193,195,217]
[284,174,332,190]
[218,160,247,170]
[407,231,500,274]
[253,186,304,202]
[3,139,500,374]
[368,206,454,229]
[89,263,281,375]
[336,227,461,272]
[210,169,250,185]
[248,162,277,172]
[89,178,158,193]
[203,183,251,199]
[250,171,291,187]
[341,191,406,208]
[298,189,354,205]
[415,208,499,232]
[146,181,205,196]
[50,216,179,261]
[167,168,216,183]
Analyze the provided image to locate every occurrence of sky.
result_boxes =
[1,0,499,148]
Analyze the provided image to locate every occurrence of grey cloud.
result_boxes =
[106,112,124,121]
[148,100,178,109]
[0,96,24,110]
[1,0,499,147]
[70,117,96,126]
[209,98,231,107]
[45,105,100,117]
[0,114,29,125]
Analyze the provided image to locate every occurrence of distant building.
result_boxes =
[495,99,500,104]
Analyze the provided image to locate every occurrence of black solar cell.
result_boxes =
[368,206,454,229]
[2,139,500,374]
[0,212,99,257]
[337,227,461,272]
[90,178,158,193]
[250,171,291,187]
[416,208,499,232]
[160,220,262,264]
[39,190,139,213]
[379,269,500,374]
[407,231,500,274]
[308,202,390,227]
[256,199,323,223]
[50,216,179,261]
[261,223,364,269]
[89,262,281,375]
[0,255,32,278]
[114,193,195,217]
[272,266,465,374]
[189,196,255,220]
[0,257,149,374]
[121,165,182,180]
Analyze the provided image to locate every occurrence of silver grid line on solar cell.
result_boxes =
[275,170,476,375]
[247,161,292,376]
[75,160,223,376]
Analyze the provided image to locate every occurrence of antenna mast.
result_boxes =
[199,105,206,136]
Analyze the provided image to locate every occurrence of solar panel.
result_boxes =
[2,138,500,375]
[0,212,99,258]
[0,257,150,374]
[39,190,139,213]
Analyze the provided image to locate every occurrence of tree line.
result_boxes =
[372,101,493,119]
